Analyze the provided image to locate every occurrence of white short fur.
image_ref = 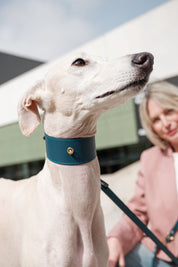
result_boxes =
[0,52,153,267]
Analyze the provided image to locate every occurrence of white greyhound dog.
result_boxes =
[0,52,153,267]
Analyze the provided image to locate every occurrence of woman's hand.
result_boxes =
[107,236,125,267]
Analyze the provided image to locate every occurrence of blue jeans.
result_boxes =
[118,243,177,267]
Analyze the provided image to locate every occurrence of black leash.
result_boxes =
[101,179,178,266]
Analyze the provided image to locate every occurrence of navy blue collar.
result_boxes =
[44,133,97,165]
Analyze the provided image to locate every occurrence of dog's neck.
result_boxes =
[43,112,99,139]
[44,133,97,165]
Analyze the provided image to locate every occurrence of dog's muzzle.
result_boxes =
[96,52,154,99]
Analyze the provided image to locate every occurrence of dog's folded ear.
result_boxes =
[18,81,44,136]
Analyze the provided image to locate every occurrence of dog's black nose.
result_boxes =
[132,52,154,71]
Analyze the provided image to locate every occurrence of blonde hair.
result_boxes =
[139,81,178,149]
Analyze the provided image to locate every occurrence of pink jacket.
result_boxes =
[108,146,178,262]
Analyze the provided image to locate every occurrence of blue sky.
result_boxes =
[0,0,170,61]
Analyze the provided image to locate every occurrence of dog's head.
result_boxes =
[18,52,153,137]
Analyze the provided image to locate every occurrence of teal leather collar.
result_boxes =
[44,133,97,165]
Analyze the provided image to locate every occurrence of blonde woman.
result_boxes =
[108,81,178,267]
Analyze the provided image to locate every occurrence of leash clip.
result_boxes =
[165,230,175,243]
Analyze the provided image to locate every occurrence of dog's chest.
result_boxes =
[56,159,101,217]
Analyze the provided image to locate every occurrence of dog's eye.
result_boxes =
[72,58,86,66]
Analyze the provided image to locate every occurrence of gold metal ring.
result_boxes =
[67,147,74,155]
